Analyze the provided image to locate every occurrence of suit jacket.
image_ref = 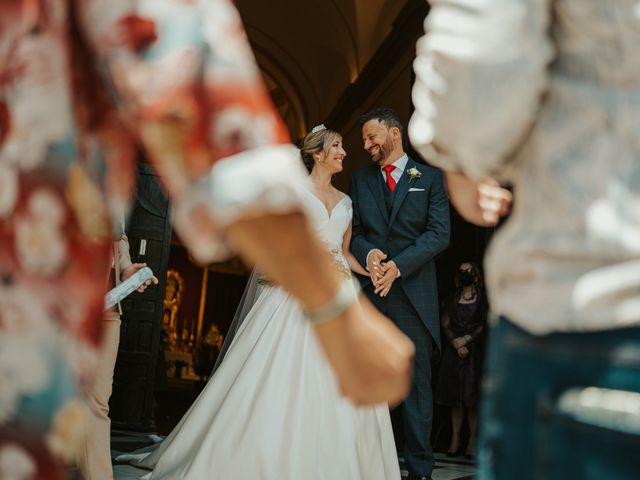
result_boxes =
[350,156,450,348]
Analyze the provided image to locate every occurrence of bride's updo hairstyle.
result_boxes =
[299,124,342,173]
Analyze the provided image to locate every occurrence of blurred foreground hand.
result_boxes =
[227,212,414,407]
[314,295,415,407]
[445,171,512,226]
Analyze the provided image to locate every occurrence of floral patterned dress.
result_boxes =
[0,1,306,477]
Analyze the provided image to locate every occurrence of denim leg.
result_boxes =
[479,317,640,480]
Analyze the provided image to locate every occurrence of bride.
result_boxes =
[122,125,401,479]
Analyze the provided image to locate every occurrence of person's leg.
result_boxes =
[477,317,541,480]
[478,317,640,480]
[466,407,478,456]
[77,311,121,480]
[388,286,434,477]
[533,326,640,480]
[448,407,463,455]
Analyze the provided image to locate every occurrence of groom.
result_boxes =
[350,108,450,480]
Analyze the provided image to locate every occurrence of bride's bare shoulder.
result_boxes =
[333,188,349,200]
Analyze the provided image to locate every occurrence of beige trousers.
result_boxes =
[77,310,121,480]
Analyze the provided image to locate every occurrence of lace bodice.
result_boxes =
[302,190,352,250]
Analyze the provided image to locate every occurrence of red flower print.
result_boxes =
[0,100,10,148]
[118,15,158,53]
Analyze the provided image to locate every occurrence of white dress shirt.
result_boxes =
[379,154,408,185]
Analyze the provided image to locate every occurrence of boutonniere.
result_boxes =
[407,167,422,181]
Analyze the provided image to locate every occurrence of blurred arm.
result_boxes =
[79,0,306,262]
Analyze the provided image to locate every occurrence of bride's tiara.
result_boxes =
[311,124,327,134]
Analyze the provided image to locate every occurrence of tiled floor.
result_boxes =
[77,430,475,479]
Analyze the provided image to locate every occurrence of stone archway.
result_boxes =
[235,0,411,139]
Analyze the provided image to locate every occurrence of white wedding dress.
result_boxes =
[123,189,400,479]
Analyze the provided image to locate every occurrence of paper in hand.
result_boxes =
[104,266,154,311]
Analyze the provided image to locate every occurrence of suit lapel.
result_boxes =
[389,158,415,224]
[365,166,389,222]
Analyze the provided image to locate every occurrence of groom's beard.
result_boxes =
[372,138,394,165]
[367,137,393,166]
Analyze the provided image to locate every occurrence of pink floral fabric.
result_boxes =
[0,1,295,476]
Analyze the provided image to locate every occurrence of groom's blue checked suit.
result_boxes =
[350,156,450,476]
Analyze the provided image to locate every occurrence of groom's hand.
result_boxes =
[313,296,414,407]
[366,249,387,281]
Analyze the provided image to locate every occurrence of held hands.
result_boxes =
[313,295,415,407]
[453,336,470,359]
[121,263,159,292]
[373,260,398,297]
[368,249,398,297]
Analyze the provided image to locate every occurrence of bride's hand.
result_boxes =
[313,296,414,407]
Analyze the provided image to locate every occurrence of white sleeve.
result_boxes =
[409,0,554,180]
[207,144,310,227]
[170,145,311,263]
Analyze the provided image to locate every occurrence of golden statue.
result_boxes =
[163,269,184,349]
[194,323,225,380]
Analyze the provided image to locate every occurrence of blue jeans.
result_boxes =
[478,317,640,480]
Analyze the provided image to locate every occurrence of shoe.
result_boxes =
[465,452,475,461]
[445,442,462,457]
[407,473,431,480]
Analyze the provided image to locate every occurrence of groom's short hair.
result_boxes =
[359,108,404,135]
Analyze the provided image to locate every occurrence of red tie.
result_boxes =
[382,165,397,192]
